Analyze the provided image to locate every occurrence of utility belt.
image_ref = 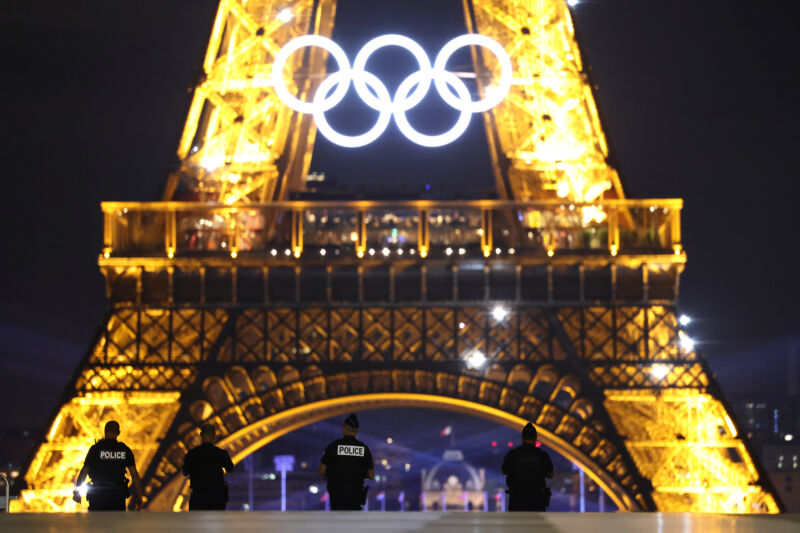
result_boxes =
[506,486,552,507]
[192,483,229,502]
[88,482,130,500]
[327,483,369,505]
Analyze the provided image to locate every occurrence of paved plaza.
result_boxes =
[1,512,799,533]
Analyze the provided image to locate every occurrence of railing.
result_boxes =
[0,473,9,513]
[101,199,682,261]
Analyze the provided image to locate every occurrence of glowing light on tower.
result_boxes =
[466,350,487,369]
[491,305,509,322]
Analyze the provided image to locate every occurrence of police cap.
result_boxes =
[522,422,537,441]
[344,413,359,429]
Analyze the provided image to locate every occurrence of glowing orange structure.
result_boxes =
[15,0,781,513]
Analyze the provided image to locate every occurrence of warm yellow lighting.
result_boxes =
[356,249,365,258]
[47,413,64,442]
[18,392,181,512]
[173,494,184,512]
[582,205,606,224]
[673,244,683,255]
[723,414,738,438]
[419,246,428,258]
[230,249,238,259]
[167,247,175,259]
[556,180,570,198]
[525,210,542,229]
[482,246,491,258]
[547,248,555,257]
[293,247,302,259]
[610,245,618,256]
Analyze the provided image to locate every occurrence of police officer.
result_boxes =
[72,420,143,511]
[501,422,554,511]
[319,414,374,510]
[182,424,235,510]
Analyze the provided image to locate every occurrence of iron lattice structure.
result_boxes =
[15,0,781,514]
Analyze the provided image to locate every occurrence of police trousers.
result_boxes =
[189,487,228,511]
[87,485,128,511]
[508,489,548,512]
[328,485,362,510]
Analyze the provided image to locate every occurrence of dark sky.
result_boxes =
[1,0,798,430]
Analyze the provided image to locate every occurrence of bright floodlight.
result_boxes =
[78,483,88,498]
[277,8,294,23]
[649,364,670,381]
[678,314,691,327]
[680,336,695,353]
[466,350,487,369]
[786,434,794,442]
[567,0,579,6]
[309,485,319,494]
[491,305,509,322]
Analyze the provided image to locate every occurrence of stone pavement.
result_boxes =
[1,511,799,532]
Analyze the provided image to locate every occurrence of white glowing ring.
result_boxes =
[352,34,432,112]
[272,33,512,147]
[313,71,393,148]
[433,34,513,113]
[393,71,472,148]
[272,35,351,114]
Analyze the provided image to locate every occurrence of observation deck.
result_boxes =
[99,199,684,306]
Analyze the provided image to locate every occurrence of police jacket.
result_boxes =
[320,436,374,488]
[83,438,134,487]
[182,442,234,491]
[501,443,553,492]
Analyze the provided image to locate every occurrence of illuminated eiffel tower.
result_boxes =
[15,0,781,513]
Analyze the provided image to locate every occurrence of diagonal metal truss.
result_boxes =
[14,302,781,513]
[464,0,624,203]
[167,0,335,204]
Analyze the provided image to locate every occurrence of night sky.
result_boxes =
[1,0,798,431]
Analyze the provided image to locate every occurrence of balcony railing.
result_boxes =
[101,199,682,261]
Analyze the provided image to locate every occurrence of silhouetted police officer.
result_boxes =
[182,424,235,510]
[502,422,553,511]
[319,414,374,510]
[72,420,143,511]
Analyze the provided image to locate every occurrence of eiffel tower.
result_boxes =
[15,0,781,513]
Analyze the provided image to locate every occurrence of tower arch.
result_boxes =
[148,391,640,512]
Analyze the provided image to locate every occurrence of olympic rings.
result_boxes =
[271,34,512,148]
